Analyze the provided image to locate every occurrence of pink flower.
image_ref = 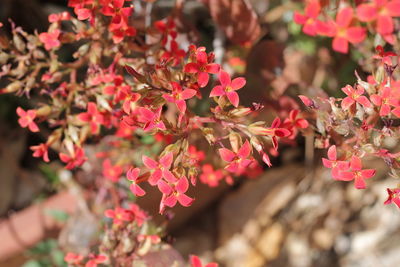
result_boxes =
[39,29,61,50]
[102,159,123,182]
[190,255,218,267]
[160,40,186,66]
[337,156,376,189]
[341,85,371,110]
[384,188,400,208]
[59,146,87,170]
[373,45,397,66]
[142,152,177,185]
[370,86,400,116]
[357,0,400,42]
[77,102,105,134]
[210,70,246,107]
[16,107,39,132]
[184,48,220,87]
[104,207,133,226]
[161,176,194,208]
[219,140,253,173]
[126,167,146,196]
[163,82,197,113]
[64,252,84,265]
[282,109,309,139]
[317,7,366,53]
[85,254,107,267]
[138,107,166,131]
[200,164,223,187]
[322,145,350,179]
[293,0,321,36]
[101,0,133,25]
[248,117,291,150]
[30,143,50,162]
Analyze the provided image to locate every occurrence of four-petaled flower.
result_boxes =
[384,188,400,208]
[30,143,50,162]
[104,207,133,226]
[39,29,61,51]
[293,0,321,36]
[219,140,253,173]
[138,107,166,131]
[341,85,371,110]
[370,86,400,116]
[200,164,223,187]
[210,70,246,107]
[337,156,376,189]
[59,146,87,170]
[283,109,309,139]
[17,107,39,132]
[102,159,123,182]
[126,167,146,196]
[77,102,105,134]
[317,7,366,53]
[160,176,194,208]
[357,0,400,43]
[163,82,197,113]
[322,145,350,179]
[142,152,177,185]
[184,48,220,87]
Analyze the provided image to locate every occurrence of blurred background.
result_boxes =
[0,0,400,266]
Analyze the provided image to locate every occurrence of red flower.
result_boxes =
[64,252,84,265]
[68,0,95,22]
[142,152,177,185]
[77,102,105,134]
[154,17,177,45]
[184,48,220,87]
[283,109,309,139]
[190,255,218,267]
[48,12,71,23]
[384,188,400,208]
[17,107,39,132]
[163,82,197,113]
[317,7,366,53]
[104,207,133,225]
[39,29,61,51]
[373,45,397,66]
[160,176,194,208]
[293,0,321,36]
[370,86,400,116]
[200,164,223,187]
[341,85,371,110]
[357,0,400,42]
[59,146,87,169]
[160,40,186,66]
[126,167,146,196]
[248,117,291,150]
[337,156,376,189]
[322,145,350,179]
[85,254,107,267]
[30,143,50,162]
[102,159,123,182]
[138,107,166,131]
[101,0,133,25]
[219,140,253,173]
[210,70,246,107]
